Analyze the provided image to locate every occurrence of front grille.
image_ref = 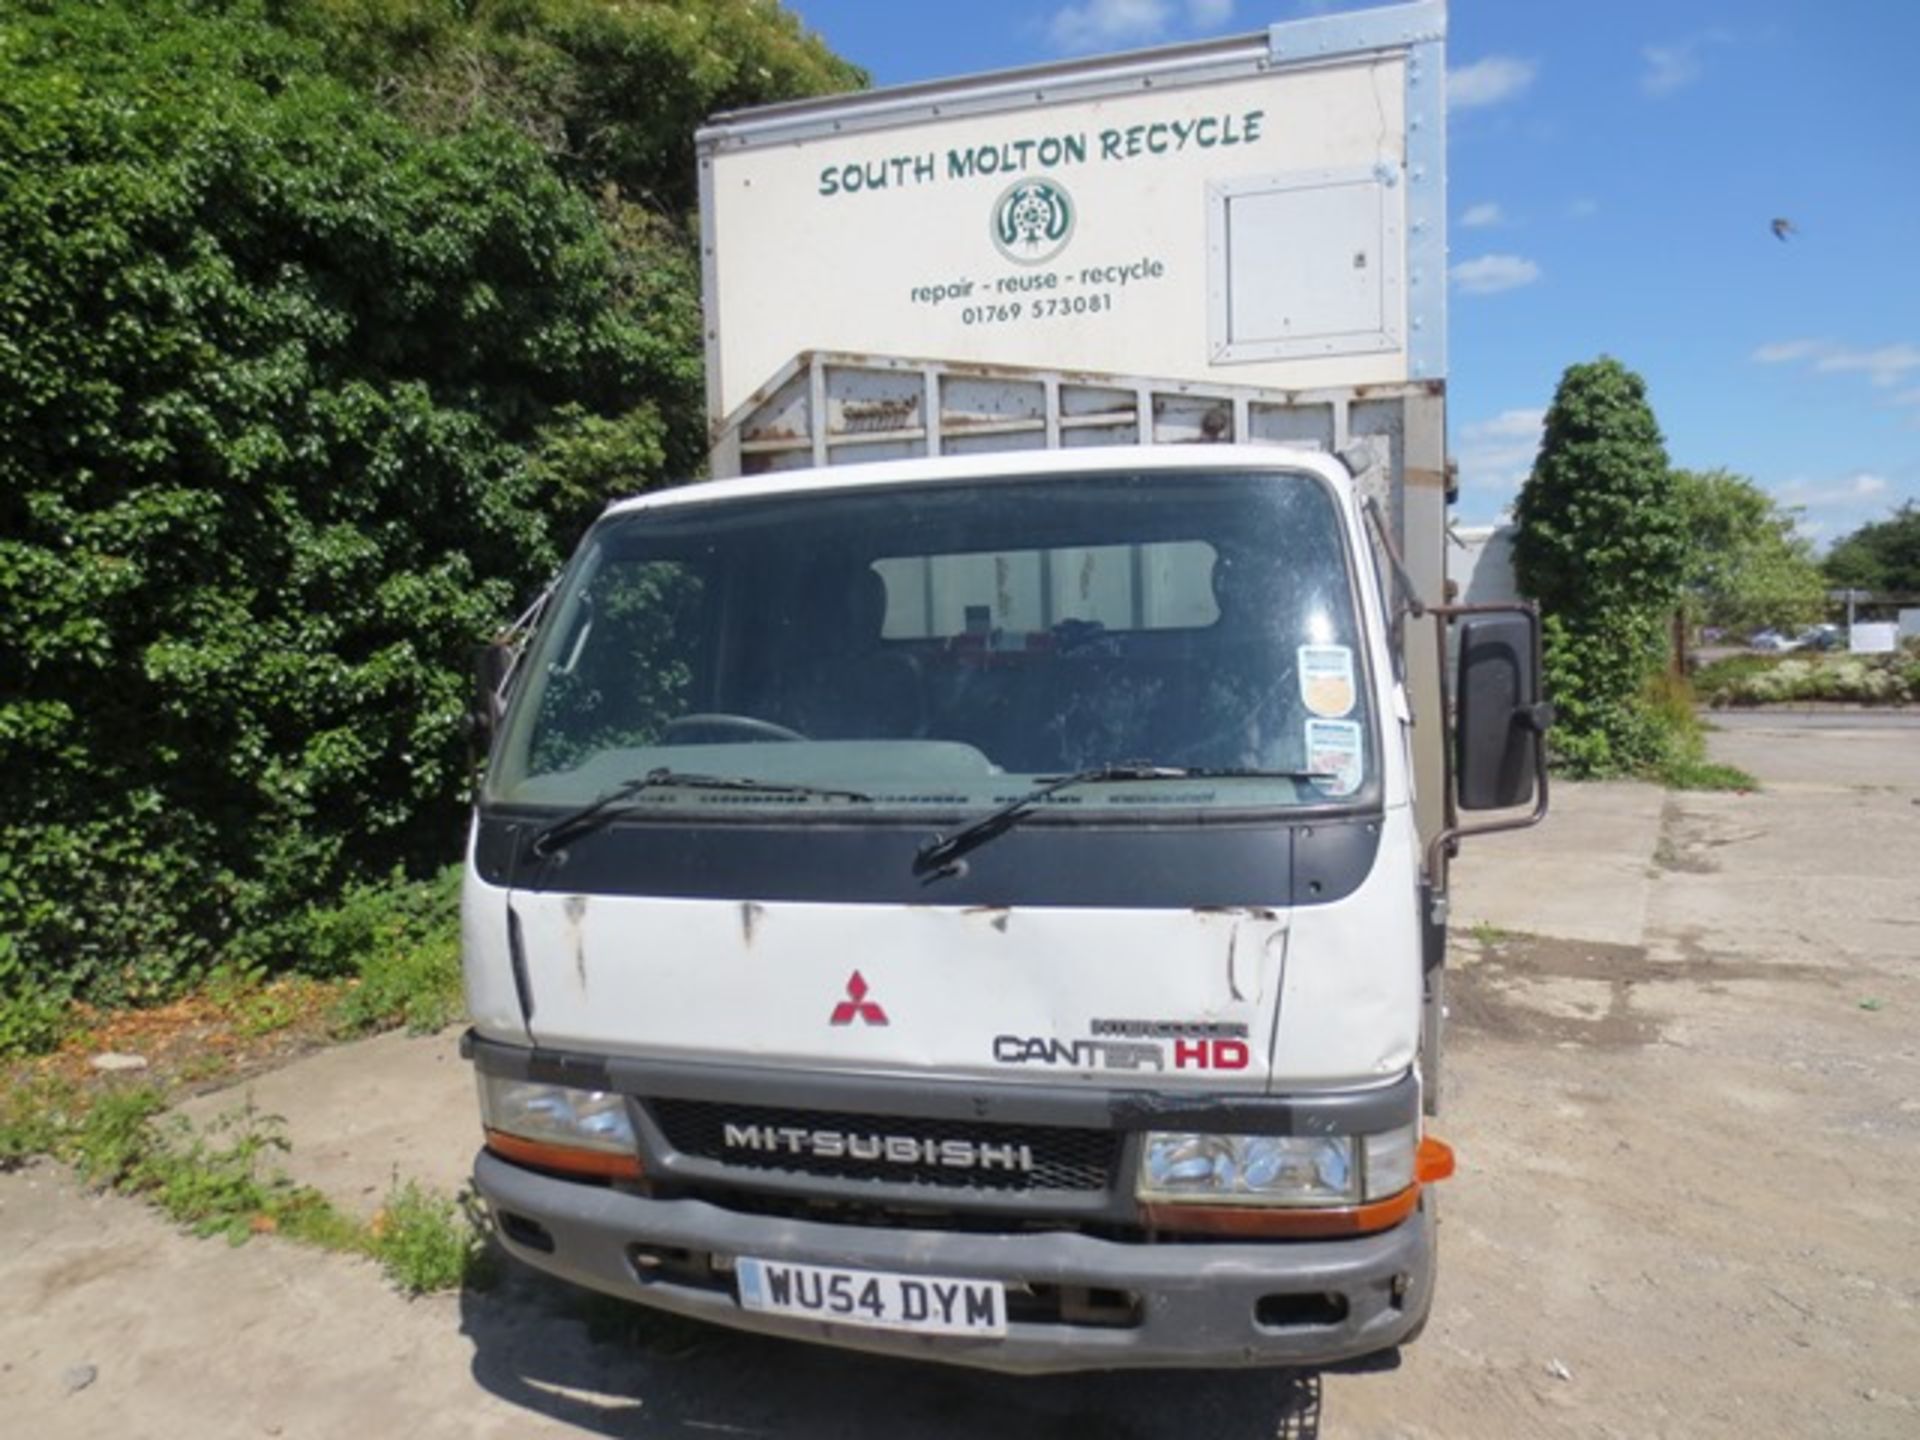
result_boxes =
[649,1098,1121,1193]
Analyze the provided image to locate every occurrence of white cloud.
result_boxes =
[1642,29,1740,97]
[1891,389,1920,408]
[1771,473,1903,544]
[1048,0,1170,50]
[1464,408,1547,442]
[1775,473,1889,509]
[1641,42,1703,96]
[1753,338,1827,365]
[1450,56,1537,110]
[1816,344,1920,388]
[1754,339,1920,388]
[1456,408,1546,501]
[1046,0,1233,51]
[1450,254,1541,295]
[1459,202,1503,229]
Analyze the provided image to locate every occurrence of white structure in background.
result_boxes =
[1851,622,1899,654]
[1449,523,1520,605]
[1899,608,1920,642]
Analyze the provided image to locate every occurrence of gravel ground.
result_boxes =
[2,718,1916,1439]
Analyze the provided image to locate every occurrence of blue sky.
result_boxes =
[783,0,1920,540]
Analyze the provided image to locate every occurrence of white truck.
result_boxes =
[463,0,1550,1372]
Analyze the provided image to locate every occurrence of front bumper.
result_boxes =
[474,1149,1435,1375]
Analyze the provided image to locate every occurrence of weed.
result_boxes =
[175,1052,235,1086]
[69,1086,170,1188]
[1657,756,1758,792]
[1469,920,1511,946]
[0,1073,81,1169]
[327,868,464,1038]
[1635,676,1760,792]
[331,934,462,1038]
[370,1179,491,1295]
[141,1105,302,1242]
[50,1087,485,1291]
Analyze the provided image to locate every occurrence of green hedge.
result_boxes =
[0,0,693,1004]
[1698,653,1920,707]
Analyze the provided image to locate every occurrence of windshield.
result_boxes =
[486,469,1377,818]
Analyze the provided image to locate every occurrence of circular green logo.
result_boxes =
[991,179,1075,265]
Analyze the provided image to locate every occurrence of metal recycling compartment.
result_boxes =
[696,2,1447,435]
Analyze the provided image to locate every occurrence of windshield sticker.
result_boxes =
[1305,719,1364,796]
[1298,645,1356,719]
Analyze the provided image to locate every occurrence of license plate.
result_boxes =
[735,1258,1006,1337]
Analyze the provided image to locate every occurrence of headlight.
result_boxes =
[1138,1124,1419,1206]
[1140,1133,1356,1206]
[478,1076,641,1177]
[1361,1124,1417,1198]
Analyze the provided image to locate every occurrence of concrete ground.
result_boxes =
[3,717,1917,1438]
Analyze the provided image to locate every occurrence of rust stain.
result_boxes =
[563,894,589,990]
[839,396,918,433]
[942,411,1031,430]
[962,905,1012,934]
[1193,905,1281,923]
[740,901,765,947]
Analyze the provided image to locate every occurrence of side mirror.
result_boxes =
[470,641,516,745]
[1454,612,1551,811]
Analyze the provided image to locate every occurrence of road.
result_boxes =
[3,715,1917,1438]
[1707,708,1920,730]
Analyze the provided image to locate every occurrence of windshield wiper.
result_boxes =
[531,768,873,857]
[910,762,1333,883]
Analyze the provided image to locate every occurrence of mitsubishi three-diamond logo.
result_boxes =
[829,970,889,1026]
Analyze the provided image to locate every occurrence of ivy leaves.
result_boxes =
[1512,358,1687,776]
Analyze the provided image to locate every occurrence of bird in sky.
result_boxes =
[1770,217,1797,242]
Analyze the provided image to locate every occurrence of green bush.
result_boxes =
[1699,654,1917,708]
[1513,358,1689,777]
[0,936,68,1057]
[0,0,697,1006]
[1540,610,1677,777]
[326,867,464,1036]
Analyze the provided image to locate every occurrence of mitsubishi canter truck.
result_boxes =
[463,0,1550,1372]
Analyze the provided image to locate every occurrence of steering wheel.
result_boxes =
[660,713,807,744]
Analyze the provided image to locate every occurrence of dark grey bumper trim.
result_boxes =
[463,1030,1418,1136]
[474,1150,1435,1374]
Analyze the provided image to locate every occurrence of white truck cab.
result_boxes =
[464,1,1549,1373]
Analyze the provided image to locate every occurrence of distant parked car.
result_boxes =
[1801,627,1846,652]
[1749,630,1800,652]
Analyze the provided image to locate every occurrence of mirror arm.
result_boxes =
[1363,498,1428,654]
[467,580,556,757]
[1423,600,1553,891]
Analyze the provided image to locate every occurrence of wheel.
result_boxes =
[659,713,806,744]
